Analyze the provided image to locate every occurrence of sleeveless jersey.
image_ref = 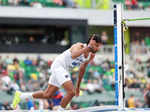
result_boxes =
[51,49,89,71]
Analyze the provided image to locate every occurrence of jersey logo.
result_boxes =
[72,61,78,66]
[65,75,69,78]
[71,57,84,67]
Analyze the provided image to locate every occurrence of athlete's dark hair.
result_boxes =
[87,34,102,44]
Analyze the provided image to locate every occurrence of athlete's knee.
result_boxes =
[67,89,75,97]
[43,92,53,99]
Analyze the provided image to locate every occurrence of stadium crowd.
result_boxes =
[0,0,150,110]
[0,52,150,110]
[0,0,150,10]
[0,0,104,9]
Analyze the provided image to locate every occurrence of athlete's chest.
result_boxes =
[71,55,85,67]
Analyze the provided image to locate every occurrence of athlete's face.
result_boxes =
[89,40,101,53]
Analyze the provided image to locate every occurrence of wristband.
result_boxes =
[87,45,93,51]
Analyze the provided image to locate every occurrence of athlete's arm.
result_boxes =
[70,36,96,59]
[70,42,91,59]
[75,61,88,96]
[75,53,95,96]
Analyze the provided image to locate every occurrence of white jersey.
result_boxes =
[49,45,90,87]
[51,49,89,71]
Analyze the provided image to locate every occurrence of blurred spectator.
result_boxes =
[70,102,79,110]
[27,79,40,91]
[0,103,2,110]
[26,98,34,110]
[101,31,108,45]
[1,75,11,88]
[86,79,94,94]
[144,83,150,107]
[135,99,143,108]
[93,100,100,106]
[31,1,43,8]
[24,57,32,65]
[20,81,26,91]
[141,39,147,54]
[134,32,141,41]
[86,79,102,94]
[8,0,19,6]
[19,0,30,6]
[125,0,132,10]
[144,34,150,46]
[60,37,69,46]
[0,56,2,64]
[54,0,63,6]
[2,102,13,110]
[28,36,35,43]
[127,94,136,108]
[41,35,49,44]
[0,79,9,92]
[10,81,20,91]
[5,56,13,65]
[97,0,110,10]
[63,0,75,7]
[131,0,138,9]
[1,0,9,5]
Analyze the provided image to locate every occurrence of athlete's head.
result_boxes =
[87,34,102,45]
[87,34,102,53]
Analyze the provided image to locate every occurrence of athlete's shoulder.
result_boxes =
[70,42,84,52]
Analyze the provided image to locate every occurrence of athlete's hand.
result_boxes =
[88,35,97,53]
[89,53,95,61]
[75,88,80,97]
[88,34,95,47]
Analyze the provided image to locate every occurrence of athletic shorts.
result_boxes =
[48,66,71,88]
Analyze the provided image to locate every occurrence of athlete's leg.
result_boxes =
[32,84,59,99]
[12,84,58,109]
[60,80,75,108]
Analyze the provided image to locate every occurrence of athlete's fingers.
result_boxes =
[91,34,95,40]
[89,53,95,61]
[91,53,95,58]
